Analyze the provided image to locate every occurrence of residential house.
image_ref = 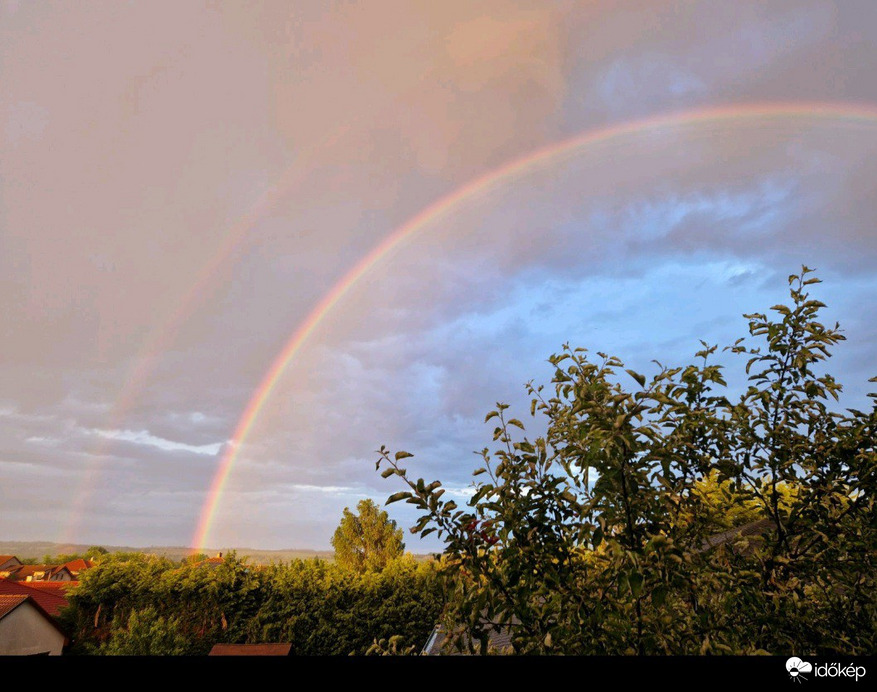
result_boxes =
[195,553,225,569]
[0,556,22,572]
[2,565,74,583]
[0,580,70,618]
[422,622,514,655]
[58,559,95,579]
[0,595,68,655]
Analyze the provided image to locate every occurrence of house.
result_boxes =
[422,622,514,655]
[195,553,225,569]
[0,556,22,572]
[58,559,95,579]
[208,643,292,656]
[0,556,95,583]
[2,565,75,582]
[0,580,71,618]
[0,595,68,655]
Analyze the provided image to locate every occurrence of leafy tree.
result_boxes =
[85,546,109,560]
[99,607,192,656]
[331,499,405,573]
[248,555,443,654]
[51,546,108,564]
[63,550,442,655]
[377,268,876,655]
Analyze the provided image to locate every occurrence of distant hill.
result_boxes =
[0,540,334,564]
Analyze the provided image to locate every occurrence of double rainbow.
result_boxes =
[118,102,877,552]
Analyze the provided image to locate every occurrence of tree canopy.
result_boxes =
[377,268,876,655]
[63,550,442,655]
[331,499,405,573]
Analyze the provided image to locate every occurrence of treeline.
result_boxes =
[60,552,444,655]
[18,546,108,565]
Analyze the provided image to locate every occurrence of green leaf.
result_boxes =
[380,468,395,479]
[629,570,643,597]
[386,492,411,505]
[652,585,667,607]
[394,451,413,461]
[625,369,646,387]
[507,418,525,430]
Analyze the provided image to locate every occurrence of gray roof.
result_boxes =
[422,622,515,656]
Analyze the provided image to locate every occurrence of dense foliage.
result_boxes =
[61,552,443,655]
[377,269,876,655]
[331,498,405,573]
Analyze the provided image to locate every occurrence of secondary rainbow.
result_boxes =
[59,126,352,546]
[191,101,877,551]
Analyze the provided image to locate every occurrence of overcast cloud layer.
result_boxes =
[2,1,876,551]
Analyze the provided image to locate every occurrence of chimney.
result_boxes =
[217,552,222,559]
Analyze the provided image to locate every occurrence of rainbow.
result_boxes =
[60,126,351,545]
[187,101,877,551]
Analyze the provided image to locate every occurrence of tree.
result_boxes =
[63,549,442,655]
[331,499,405,573]
[99,607,192,656]
[377,268,876,655]
[85,546,109,560]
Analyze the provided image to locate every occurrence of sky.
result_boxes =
[1,1,875,552]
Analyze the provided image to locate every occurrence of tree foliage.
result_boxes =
[331,498,405,573]
[377,268,876,655]
[99,607,193,656]
[62,550,442,655]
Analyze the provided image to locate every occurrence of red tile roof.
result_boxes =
[0,594,29,619]
[3,564,74,582]
[21,581,76,595]
[0,594,69,641]
[0,555,20,565]
[0,580,70,617]
[209,644,292,656]
[61,559,94,573]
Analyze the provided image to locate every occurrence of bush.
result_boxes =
[63,552,444,655]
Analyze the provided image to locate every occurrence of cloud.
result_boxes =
[1,1,876,550]
[596,54,707,112]
[86,428,223,457]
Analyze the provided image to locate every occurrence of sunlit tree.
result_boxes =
[377,268,876,655]
[331,499,405,573]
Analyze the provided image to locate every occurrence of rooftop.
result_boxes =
[209,643,292,656]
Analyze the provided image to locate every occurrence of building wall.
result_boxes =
[0,603,65,656]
